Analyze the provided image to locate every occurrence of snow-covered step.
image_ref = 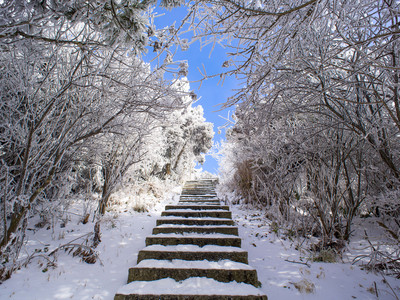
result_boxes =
[152,225,239,235]
[185,179,217,183]
[137,244,248,264]
[180,194,218,197]
[178,201,221,205]
[179,197,218,200]
[128,259,261,286]
[179,198,219,201]
[148,232,240,238]
[146,234,241,247]
[180,192,217,195]
[183,186,216,188]
[115,277,267,300]
[165,205,229,210]
[156,217,234,226]
[182,188,216,191]
[180,195,217,197]
[182,188,216,192]
[161,210,232,219]
[182,187,216,190]
[178,200,220,204]
[182,186,217,190]
[181,192,217,195]
[183,184,215,186]
[135,259,254,270]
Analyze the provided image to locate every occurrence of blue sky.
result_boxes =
[144,5,239,174]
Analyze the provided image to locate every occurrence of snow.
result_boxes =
[148,233,239,238]
[179,195,218,198]
[180,195,218,197]
[135,259,254,270]
[163,209,227,212]
[155,224,236,228]
[0,189,399,300]
[0,191,178,300]
[141,244,245,252]
[181,200,219,205]
[158,216,232,220]
[230,205,400,300]
[116,277,264,296]
[168,205,228,209]
[0,211,156,300]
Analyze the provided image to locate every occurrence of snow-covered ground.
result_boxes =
[0,188,179,300]
[1,189,399,300]
[232,205,400,300]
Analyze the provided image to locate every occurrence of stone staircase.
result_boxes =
[114,179,267,300]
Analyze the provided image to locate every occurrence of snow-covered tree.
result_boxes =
[127,78,214,184]
[0,0,193,279]
[186,0,400,246]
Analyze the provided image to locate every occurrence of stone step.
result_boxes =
[183,186,216,188]
[183,186,215,189]
[179,196,219,200]
[146,234,241,247]
[165,205,229,210]
[161,210,231,219]
[128,259,260,286]
[178,201,221,206]
[179,199,220,203]
[180,194,217,197]
[185,179,217,183]
[157,218,234,226]
[182,189,216,192]
[181,193,217,196]
[182,187,216,190]
[182,186,215,188]
[137,245,248,264]
[115,277,267,300]
[181,194,217,196]
[180,195,218,197]
[179,200,219,203]
[184,182,215,188]
[180,195,217,198]
[182,188,216,191]
[182,189,215,192]
[152,225,238,235]
[180,194,217,198]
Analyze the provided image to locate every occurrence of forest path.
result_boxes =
[114,179,267,299]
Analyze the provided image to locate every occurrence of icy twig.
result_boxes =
[381,273,400,300]
[284,259,311,268]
